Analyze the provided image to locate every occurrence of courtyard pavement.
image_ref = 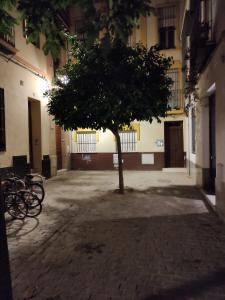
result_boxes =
[6,171,225,300]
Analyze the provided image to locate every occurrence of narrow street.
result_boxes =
[6,171,225,300]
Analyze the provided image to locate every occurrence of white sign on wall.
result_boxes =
[141,153,154,165]
[113,154,124,165]
[113,153,118,164]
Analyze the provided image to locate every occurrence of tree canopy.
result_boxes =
[47,40,172,192]
[48,41,172,131]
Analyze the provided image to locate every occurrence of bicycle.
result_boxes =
[24,174,45,203]
[3,191,28,219]
[2,176,42,218]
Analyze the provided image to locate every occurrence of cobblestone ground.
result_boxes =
[6,171,225,300]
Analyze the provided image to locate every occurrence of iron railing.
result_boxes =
[168,89,184,110]
[0,27,15,47]
[77,132,96,153]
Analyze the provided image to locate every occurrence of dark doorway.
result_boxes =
[164,121,184,168]
[55,125,62,170]
[209,94,216,194]
[28,101,33,169]
[28,99,42,173]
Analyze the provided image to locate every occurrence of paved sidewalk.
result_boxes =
[6,171,225,300]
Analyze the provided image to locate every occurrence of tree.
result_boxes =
[47,40,172,193]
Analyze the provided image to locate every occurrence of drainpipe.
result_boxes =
[187,97,191,176]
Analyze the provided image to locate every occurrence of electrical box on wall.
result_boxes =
[113,154,124,166]
[141,154,154,165]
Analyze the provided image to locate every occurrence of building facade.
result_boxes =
[182,0,225,219]
[0,9,71,178]
[70,0,187,171]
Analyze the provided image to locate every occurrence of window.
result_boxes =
[0,26,15,47]
[167,69,181,109]
[77,131,96,153]
[200,0,213,41]
[23,19,40,48]
[119,131,136,152]
[0,88,6,151]
[192,109,196,154]
[74,19,87,42]
[158,6,176,49]
[53,58,60,77]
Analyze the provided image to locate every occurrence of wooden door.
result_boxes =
[165,121,184,168]
[209,94,216,193]
[28,101,33,169]
[55,125,62,170]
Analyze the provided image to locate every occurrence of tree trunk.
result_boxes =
[0,177,13,300]
[114,131,124,194]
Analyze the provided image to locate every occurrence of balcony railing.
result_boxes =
[168,89,184,111]
[0,27,15,47]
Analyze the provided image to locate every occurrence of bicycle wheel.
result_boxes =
[15,179,25,191]
[29,182,45,202]
[2,179,13,193]
[6,194,28,219]
[23,191,42,217]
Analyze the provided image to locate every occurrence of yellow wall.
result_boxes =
[71,115,187,154]
[70,0,186,157]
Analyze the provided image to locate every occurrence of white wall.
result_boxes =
[0,56,51,168]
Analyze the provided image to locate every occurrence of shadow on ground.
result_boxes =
[6,217,40,238]
[7,185,225,300]
[139,185,205,200]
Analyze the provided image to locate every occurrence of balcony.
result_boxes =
[0,27,17,55]
[167,89,184,114]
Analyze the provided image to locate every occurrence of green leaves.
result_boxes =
[0,0,17,37]
[71,0,154,45]
[48,41,172,133]
[0,10,16,36]
[17,0,70,60]
[0,0,155,62]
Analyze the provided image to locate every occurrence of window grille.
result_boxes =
[77,132,96,153]
[167,69,181,109]
[22,19,40,48]
[119,131,136,152]
[74,19,87,41]
[0,88,6,151]
[0,26,15,47]
[158,6,176,49]
[200,0,213,41]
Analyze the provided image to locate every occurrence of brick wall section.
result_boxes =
[71,152,165,170]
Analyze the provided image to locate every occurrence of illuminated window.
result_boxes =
[77,131,96,153]
[158,6,176,49]
[0,88,6,151]
[119,131,136,152]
